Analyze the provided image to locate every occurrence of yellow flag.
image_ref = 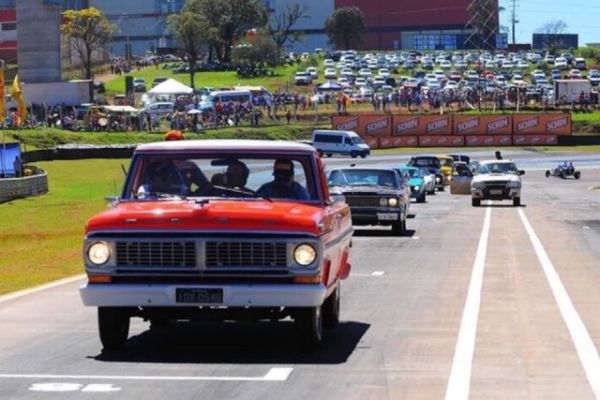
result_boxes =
[0,69,5,123]
[11,75,26,127]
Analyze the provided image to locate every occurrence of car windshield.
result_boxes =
[329,169,397,188]
[439,158,454,167]
[123,153,318,202]
[410,157,441,168]
[478,162,519,174]
[351,137,364,145]
[402,169,418,178]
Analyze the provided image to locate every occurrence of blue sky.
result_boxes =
[498,0,599,46]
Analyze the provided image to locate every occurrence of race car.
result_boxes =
[545,162,581,179]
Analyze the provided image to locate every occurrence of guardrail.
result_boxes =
[0,168,48,203]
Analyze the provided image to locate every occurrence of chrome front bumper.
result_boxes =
[80,283,327,307]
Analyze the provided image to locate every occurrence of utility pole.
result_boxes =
[511,0,518,45]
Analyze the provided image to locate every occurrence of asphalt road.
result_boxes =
[1,151,600,399]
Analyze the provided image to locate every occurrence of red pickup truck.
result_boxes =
[80,140,353,351]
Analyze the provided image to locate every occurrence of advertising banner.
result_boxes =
[513,114,571,135]
[331,115,360,132]
[453,115,513,135]
[392,115,453,136]
[512,135,558,146]
[363,137,379,149]
[418,135,463,147]
[464,135,513,146]
[358,115,392,136]
[378,136,419,148]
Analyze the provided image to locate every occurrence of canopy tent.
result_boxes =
[317,80,342,92]
[148,79,193,95]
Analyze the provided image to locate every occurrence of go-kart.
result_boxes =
[545,163,581,179]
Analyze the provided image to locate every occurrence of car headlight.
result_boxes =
[388,198,398,207]
[435,177,441,183]
[88,242,111,265]
[294,244,317,266]
[507,181,521,188]
[413,186,420,191]
[472,182,485,190]
[379,198,388,207]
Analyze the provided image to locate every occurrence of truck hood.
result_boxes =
[86,200,324,235]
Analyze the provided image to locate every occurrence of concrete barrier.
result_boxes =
[0,168,48,203]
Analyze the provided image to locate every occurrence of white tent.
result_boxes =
[148,79,193,95]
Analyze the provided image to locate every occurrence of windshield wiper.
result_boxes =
[136,192,186,200]
[211,185,273,202]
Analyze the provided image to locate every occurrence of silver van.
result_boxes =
[312,130,371,158]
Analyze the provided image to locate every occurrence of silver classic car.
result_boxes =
[328,168,410,235]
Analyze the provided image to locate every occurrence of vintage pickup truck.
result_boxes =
[80,140,353,351]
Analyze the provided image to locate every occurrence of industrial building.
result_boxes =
[1,0,502,58]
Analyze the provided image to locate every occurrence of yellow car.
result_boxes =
[437,155,454,185]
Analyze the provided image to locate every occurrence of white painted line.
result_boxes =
[371,271,385,276]
[445,207,491,400]
[518,209,600,399]
[0,367,293,382]
[412,236,420,240]
[0,274,86,304]
[583,226,591,230]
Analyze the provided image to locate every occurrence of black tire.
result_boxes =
[513,197,521,207]
[326,153,333,158]
[350,151,358,158]
[391,218,406,235]
[98,307,130,351]
[472,198,481,207]
[545,170,551,178]
[323,285,340,328]
[575,171,581,179]
[295,306,323,350]
[149,318,169,330]
[417,191,426,203]
[360,152,367,159]
[438,185,445,192]
[559,171,565,179]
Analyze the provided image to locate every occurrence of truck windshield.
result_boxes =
[123,154,318,202]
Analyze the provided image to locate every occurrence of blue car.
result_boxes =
[396,166,427,203]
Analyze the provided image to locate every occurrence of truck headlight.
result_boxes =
[294,244,317,266]
[88,242,110,265]
[472,182,485,190]
[507,181,521,188]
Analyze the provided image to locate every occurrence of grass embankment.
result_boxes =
[5,122,327,149]
[0,159,127,295]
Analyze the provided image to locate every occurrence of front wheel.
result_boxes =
[574,171,581,179]
[350,151,358,158]
[98,307,130,351]
[545,170,551,178]
[472,198,481,207]
[360,152,367,159]
[417,191,426,203]
[513,197,521,207]
[391,218,406,235]
[323,285,340,328]
[295,306,323,350]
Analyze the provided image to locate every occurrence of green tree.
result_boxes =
[536,20,569,54]
[168,6,216,90]
[267,4,310,50]
[325,6,365,50]
[187,0,267,63]
[232,35,281,77]
[60,7,114,80]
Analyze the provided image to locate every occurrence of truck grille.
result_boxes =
[483,180,508,189]
[206,241,287,268]
[344,196,380,207]
[116,241,196,268]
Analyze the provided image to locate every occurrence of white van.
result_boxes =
[144,102,175,116]
[312,130,371,158]
[209,90,252,103]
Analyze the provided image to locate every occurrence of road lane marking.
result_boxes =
[0,368,293,382]
[445,207,491,400]
[518,209,600,399]
[0,274,86,304]
[371,271,385,276]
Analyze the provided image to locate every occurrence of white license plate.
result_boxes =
[490,189,503,195]
[377,213,398,221]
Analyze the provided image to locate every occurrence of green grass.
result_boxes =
[105,63,300,95]
[0,159,128,295]
[5,123,327,149]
